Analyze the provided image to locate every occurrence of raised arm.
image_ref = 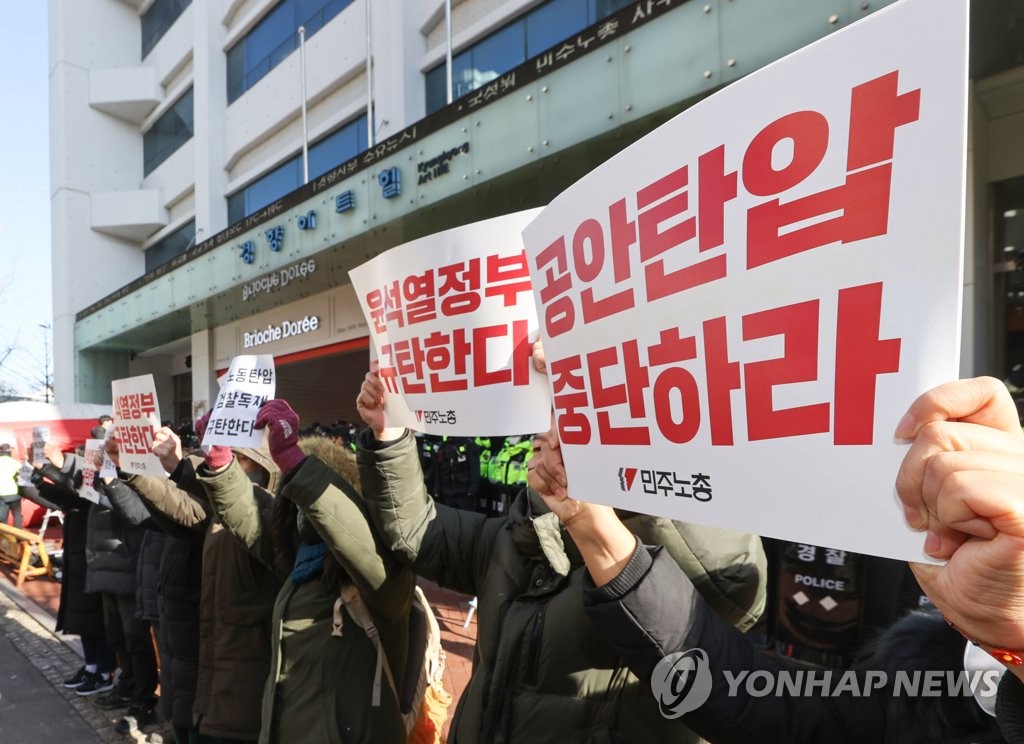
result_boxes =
[355,371,492,596]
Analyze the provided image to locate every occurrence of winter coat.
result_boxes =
[126,451,281,741]
[27,466,104,638]
[582,542,1007,744]
[104,477,165,622]
[358,429,767,744]
[118,469,203,731]
[198,441,414,744]
[49,453,145,597]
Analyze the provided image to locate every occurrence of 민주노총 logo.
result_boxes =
[650,648,713,718]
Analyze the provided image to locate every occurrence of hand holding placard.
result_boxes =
[254,400,305,474]
[152,427,183,475]
[893,376,1024,672]
[195,411,232,471]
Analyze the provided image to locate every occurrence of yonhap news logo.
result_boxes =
[650,647,1002,719]
[651,649,714,718]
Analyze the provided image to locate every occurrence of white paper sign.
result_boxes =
[203,355,276,449]
[111,374,166,477]
[100,426,117,479]
[79,438,104,504]
[31,426,50,466]
[349,210,552,436]
[521,0,967,562]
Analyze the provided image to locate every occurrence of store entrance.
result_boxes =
[274,339,370,434]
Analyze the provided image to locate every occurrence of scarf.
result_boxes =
[290,541,328,585]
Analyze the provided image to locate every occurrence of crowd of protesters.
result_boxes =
[7,348,1024,743]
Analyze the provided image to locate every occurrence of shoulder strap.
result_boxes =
[332,584,396,707]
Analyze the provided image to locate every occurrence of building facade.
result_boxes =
[50,0,1024,426]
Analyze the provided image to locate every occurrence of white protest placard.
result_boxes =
[350,210,552,436]
[203,355,276,449]
[99,426,117,479]
[31,426,49,466]
[78,438,104,504]
[521,0,967,562]
[111,374,166,477]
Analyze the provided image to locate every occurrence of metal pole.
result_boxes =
[445,0,453,103]
[299,26,309,184]
[366,0,374,147]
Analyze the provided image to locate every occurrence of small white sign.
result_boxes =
[79,438,105,504]
[203,355,276,449]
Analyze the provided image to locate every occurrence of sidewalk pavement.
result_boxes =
[0,577,134,743]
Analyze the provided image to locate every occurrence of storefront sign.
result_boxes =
[243,315,321,349]
[242,258,318,302]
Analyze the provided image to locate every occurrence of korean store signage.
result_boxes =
[521,0,968,562]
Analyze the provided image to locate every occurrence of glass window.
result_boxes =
[142,0,192,58]
[526,0,589,57]
[145,220,196,273]
[227,116,367,224]
[424,0,633,115]
[227,0,355,104]
[143,88,194,176]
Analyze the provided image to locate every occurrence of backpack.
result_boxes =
[333,583,452,743]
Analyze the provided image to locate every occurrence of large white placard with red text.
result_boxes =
[349,210,552,436]
[521,0,968,561]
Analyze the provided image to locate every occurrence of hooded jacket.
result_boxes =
[123,448,282,740]
[197,438,414,744]
[357,429,766,744]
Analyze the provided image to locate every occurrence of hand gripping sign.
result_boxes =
[521,0,968,562]
[350,209,552,437]
[111,374,166,477]
[203,355,276,450]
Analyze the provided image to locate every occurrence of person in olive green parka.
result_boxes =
[195,400,414,744]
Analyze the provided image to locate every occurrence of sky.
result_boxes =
[0,6,54,398]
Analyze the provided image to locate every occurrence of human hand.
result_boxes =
[103,433,120,468]
[894,377,1024,661]
[356,372,404,442]
[194,411,232,471]
[151,427,182,474]
[255,399,306,474]
[43,441,65,469]
[532,338,547,374]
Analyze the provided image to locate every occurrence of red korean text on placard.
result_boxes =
[378,320,532,397]
[532,70,920,339]
[550,281,900,447]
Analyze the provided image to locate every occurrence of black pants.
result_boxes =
[102,592,158,704]
[0,497,22,529]
[80,633,117,674]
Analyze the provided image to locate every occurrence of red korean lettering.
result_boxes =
[472,320,531,387]
[423,329,471,392]
[697,145,738,252]
[484,252,533,308]
[648,328,700,444]
[847,71,921,171]
[743,111,829,197]
[574,216,635,323]
[550,355,591,444]
[586,340,650,445]
[742,300,830,441]
[834,282,901,444]
[535,237,576,337]
[702,317,741,446]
